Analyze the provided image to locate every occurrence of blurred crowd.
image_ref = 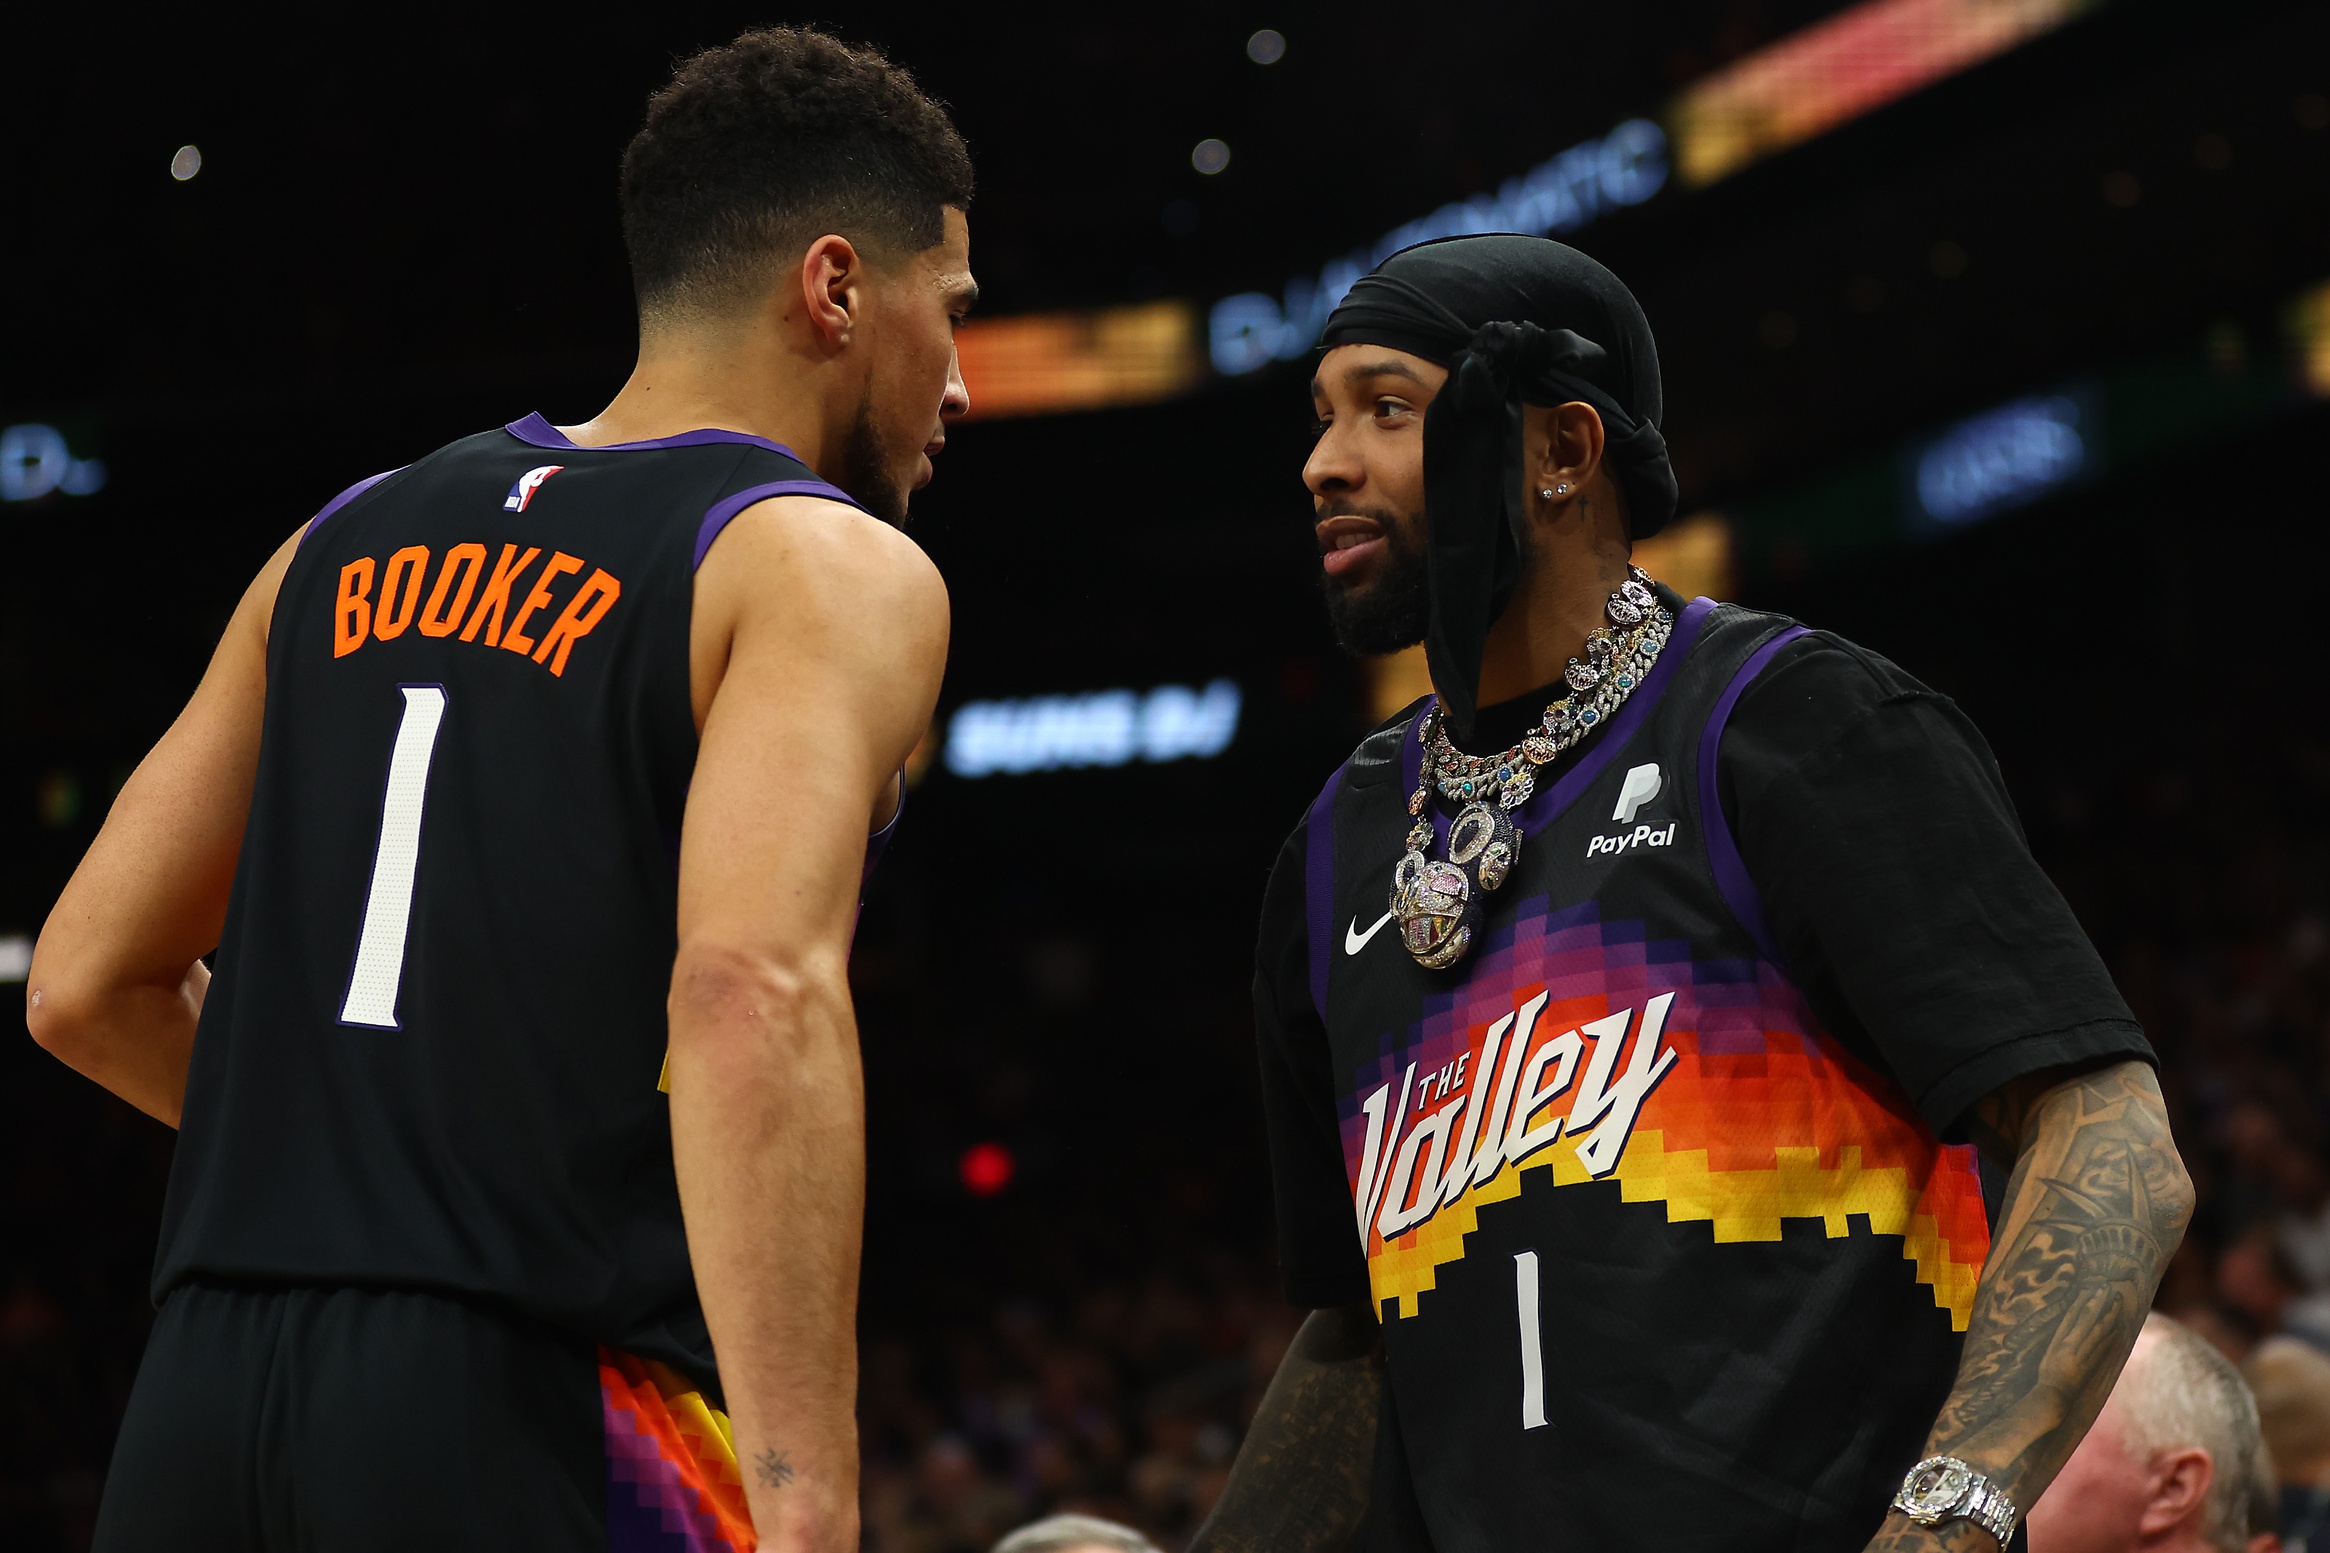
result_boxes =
[857,1261,1294,1553]
[11,700,2330,1553]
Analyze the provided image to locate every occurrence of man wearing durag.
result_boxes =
[1192,235,2189,1553]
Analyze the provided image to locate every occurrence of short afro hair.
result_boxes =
[620,27,974,319]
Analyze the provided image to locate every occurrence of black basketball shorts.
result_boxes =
[92,1282,755,1552]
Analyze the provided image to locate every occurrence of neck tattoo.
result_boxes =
[1390,566,1672,970]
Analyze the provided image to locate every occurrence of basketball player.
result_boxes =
[1196,236,2193,1552]
[26,28,971,1551]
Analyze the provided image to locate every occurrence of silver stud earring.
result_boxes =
[1539,487,1556,500]
[1555,482,1571,496]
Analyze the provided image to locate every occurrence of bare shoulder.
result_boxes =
[689,495,948,731]
[700,493,947,634]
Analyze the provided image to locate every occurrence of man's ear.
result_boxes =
[1532,401,1607,512]
[2136,1447,2213,1536]
[798,234,863,352]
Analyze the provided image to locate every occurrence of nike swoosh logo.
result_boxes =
[1346,911,1394,955]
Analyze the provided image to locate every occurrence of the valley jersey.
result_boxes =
[1267,599,2060,1551]
[152,414,870,1391]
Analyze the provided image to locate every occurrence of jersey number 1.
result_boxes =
[340,685,448,1028]
[1515,1249,1549,1431]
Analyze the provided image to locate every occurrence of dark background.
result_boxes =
[7,2,2330,1547]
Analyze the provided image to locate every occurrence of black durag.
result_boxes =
[1319,234,1678,743]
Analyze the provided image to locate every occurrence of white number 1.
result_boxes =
[339,685,448,1029]
[1515,1249,1549,1430]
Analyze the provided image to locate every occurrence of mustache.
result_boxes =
[1315,498,1418,527]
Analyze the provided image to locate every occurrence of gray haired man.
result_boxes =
[2028,1314,2267,1553]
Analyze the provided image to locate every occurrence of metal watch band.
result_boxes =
[1965,1478,2019,1544]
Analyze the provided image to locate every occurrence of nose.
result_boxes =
[1303,416,1359,501]
[941,346,970,422]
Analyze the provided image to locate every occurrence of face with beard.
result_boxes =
[1319,498,1431,654]
[830,207,977,525]
[838,378,908,524]
[1305,345,1453,656]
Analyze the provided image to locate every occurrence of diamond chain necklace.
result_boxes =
[1390,566,1674,970]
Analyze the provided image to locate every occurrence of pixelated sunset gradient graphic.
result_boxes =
[1342,898,1991,1327]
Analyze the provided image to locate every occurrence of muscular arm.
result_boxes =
[671,498,947,1553]
[26,527,299,1125]
[1191,1301,1385,1553]
[1867,1058,2194,1551]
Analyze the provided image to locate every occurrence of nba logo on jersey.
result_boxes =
[503,465,565,512]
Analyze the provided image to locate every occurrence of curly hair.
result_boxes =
[620,26,974,319]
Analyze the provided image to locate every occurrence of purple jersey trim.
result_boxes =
[1304,761,1350,1024]
[693,480,872,570]
[1397,595,1718,854]
[504,412,809,461]
[1698,625,1813,964]
[301,468,400,544]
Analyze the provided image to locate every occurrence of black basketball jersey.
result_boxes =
[152,415,869,1389]
[1293,599,1991,1551]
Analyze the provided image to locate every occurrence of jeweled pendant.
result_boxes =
[1392,851,1476,969]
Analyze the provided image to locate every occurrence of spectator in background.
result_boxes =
[2251,1441,2284,1553]
[994,1512,1162,1553]
[2028,1313,2263,1553]
[2248,1337,2330,1549]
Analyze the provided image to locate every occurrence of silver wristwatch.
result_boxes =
[1893,1456,2019,1544]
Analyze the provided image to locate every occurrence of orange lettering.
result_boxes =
[373,546,430,640]
[531,568,622,677]
[503,551,584,656]
[417,543,487,638]
[334,558,375,658]
[460,544,542,647]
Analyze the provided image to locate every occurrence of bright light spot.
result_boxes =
[944,679,1242,778]
[1,424,107,501]
[1191,138,1231,176]
[170,145,202,182]
[1246,29,1286,64]
[960,1142,1015,1197]
[1915,396,2085,525]
[0,935,30,984]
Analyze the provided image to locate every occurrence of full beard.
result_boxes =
[1322,507,1433,656]
[837,383,911,526]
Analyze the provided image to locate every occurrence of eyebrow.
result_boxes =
[1342,358,1429,388]
[1313,357,1431,402]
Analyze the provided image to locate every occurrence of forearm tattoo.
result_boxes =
[1192,1310,1384,1553]
[1867,1062,2192,1552]
[753,1449,794,1490]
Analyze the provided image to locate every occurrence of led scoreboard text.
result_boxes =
[1208,119,1669,377]
[944,680,1242,778]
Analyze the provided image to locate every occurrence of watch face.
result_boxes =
[1904,1459,1974,1516]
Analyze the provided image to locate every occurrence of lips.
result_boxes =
[1317,515,1387,578]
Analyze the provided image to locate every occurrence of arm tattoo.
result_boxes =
[1865,1061,2193,1553]
[752,1449,794,1490]
[1192,1305,1384,1553]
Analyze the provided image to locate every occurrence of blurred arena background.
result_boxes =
[7,1,2330,1547]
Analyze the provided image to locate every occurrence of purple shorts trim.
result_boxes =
[693,480,872,570]
[1697,626,1813,964]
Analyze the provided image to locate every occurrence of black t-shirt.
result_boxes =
[1256,621,2149,1312]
